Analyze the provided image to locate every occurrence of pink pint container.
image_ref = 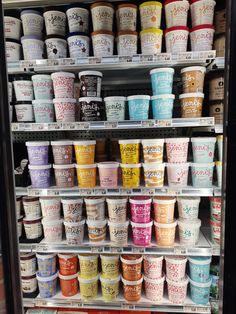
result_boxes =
[98,162,119,188]
[190,0,216,27]
[190,24,215,51]
[42,219,63,242]
[166,276,188,304]
[144,275,165,302]
[143,255,163,279]
[53,98,76,122]
[129,196,152,223]
[165,26,189,54]
[166,163,189,187]
[165,138,189,163]
[164,0,189,28]
[165,256,187,282]
[51,72,75,98]
[131,221,153,247]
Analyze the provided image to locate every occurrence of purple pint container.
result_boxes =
[29,164,51,188]
[26,141,50,165]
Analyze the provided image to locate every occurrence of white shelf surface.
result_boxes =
[23,292,211,313]
[15,186,221,197]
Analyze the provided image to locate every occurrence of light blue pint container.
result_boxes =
[188,256,212,283]
[36,253,57,277]
[191,137,216,163]
[32,74,54,100]
[127,95,150,120]
[191,163,215,188]
[151,94,175,119]
[189,276,212,305]
[150,68,174,95]
[37,271,58,298]
[32,100,55,123]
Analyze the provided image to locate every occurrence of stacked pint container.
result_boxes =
[20,253,38,297]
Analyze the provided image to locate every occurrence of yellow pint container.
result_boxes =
[100,274,120,302]
[78,254,98,279]
[100,254,120,279]
[120,163,141,188]
[119,139,140,164]
[139,1,163,30]
[74,140,96,165]
[78,274,98,300]
[75,164,97,188]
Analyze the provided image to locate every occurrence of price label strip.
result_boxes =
[184,306,210,313]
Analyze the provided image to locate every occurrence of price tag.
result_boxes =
[91,247,103,253]
[168,189,182,196]
[89,57,101,64]
[133,247,145,253]
[77,57,89,64]
[119,56,132,63]
[177,52,192,61]
[24,123,33,131]
[47,59,59,66]
[140,54,154,62]
[47,189,60,196]
[80,189,92,195]
[120,189,132,195]
[102,56,119,63]
[20,60,36,68]
[174,248,188,255]
[146,189,155,195]
[36,245,49,252]
[142,120,155,128]
[59,58,75,65]
[132,55,140,62]
[157,53,171,61]
[32,123,45,131]
[184,306,210,313]
[111,247,123,253]
[77,122,90,130]
[28,189,41,196]
[11,123,19,131]
[94,189,106,195]
[106,189,120,195]
[104,121,118,129]
[156,119,172,127]
[199,50,216,59]
[63,122,76,130]
[48,123,62,130]
[122,304,135,310]
[132,188,142,194]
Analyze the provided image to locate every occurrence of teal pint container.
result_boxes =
[189,276,212,305]
[127,95,150,120]
[191,163,215,188]
[191,137,216,163]
[32,100,55,123]
[151,94,175,119]
[188,256,212,283]
[150,68,174,95]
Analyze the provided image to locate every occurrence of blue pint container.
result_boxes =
[151,94,175,119]
[150,68,174,95]
[188,256,212,283]
[37,271,58,298]
[189,276,212,305]
[36,253,57,277]
[127,95,150,120]
[191,163,215,188]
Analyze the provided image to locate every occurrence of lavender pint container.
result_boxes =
[29,164,51,188]
[26,141,49,165]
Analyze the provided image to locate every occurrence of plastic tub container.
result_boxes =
[151,94,175,119]
[166,276,188,304]
[51,140,73,165]
[188,256,212,283]
[42,218,63,242]
[15,103,34,122]
[74,140,96,165]
[78,275,98,300]
[37,271,58,298]
[129,196,151,223]
[79,97,105,122]
[23,216,42,239]
[20,253,37,276]
[178,219,201,245]
[66,6,89,33]
[189,277,212,305]
[31,74,53,100]
[108,220,129,245]
[64,220,85,245]
[59,272,79,297]
[44,10,66,36]
[119,139,140,164]
[117,31,138,56]
[22,196,41,219]
[26,141,49,165]
[217,135,223,161]
[181,66,206,93]
[143,163,165,187]
[22,273,37,294]
[150,68,174,95]
[91,2,114,31]
[13,79,33,101]
[100,275,120,301]
[58,254,78,276]
[142,139,164,163]
[165,138,189,163]
[216,161,222,188]
[39,197,61,220]
[180,93,204,118]
[78,254,98,278]
[53,98,76,122]
[36,253,56,277]
[165,256,187,282]
[79,71,103,98]
[53,164,75,188]
[154,220,177,246]
[127,95,150,120]
[122,276,143,301]
[209,73,224,101]
[191,137,216,163]
[165,0,189,28]
[107,197,127,223]
[51,72,75,99]
[21,10,43,37]
[98,162,119,188]
[4,16,21,40]
[120,163,141,188]
[87,219,107,242]
[6,40,21,61]
[190,24,215,51]
[104,96,126,121]
[209,197,221,222]
[91,30,114,58]
[29,164,51,188]
[75,164,97,188]
[165,26,189,53]
[191,162,215,188]
[143,255,163,279]
[190,0,216,27]
[121,255,143,281]
[21,35,44,60]
[210,219,221,245]
[177,197,201,220]
[67,33,90,58]
[144,275,165,301]
[153,196,176,223]
[139,1,162,29]
[131,221,153,247]
[116,3,137,31]
[45,36,67,59]
[140,28,163,54]
[100,254,120,279]
[32,100,54,123]
[166,163,189,187]
[62,197,83,222]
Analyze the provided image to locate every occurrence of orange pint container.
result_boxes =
[59,272,79,297]
[122,276,143,301]
[58,254,78,276]
[120,254,143,281]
